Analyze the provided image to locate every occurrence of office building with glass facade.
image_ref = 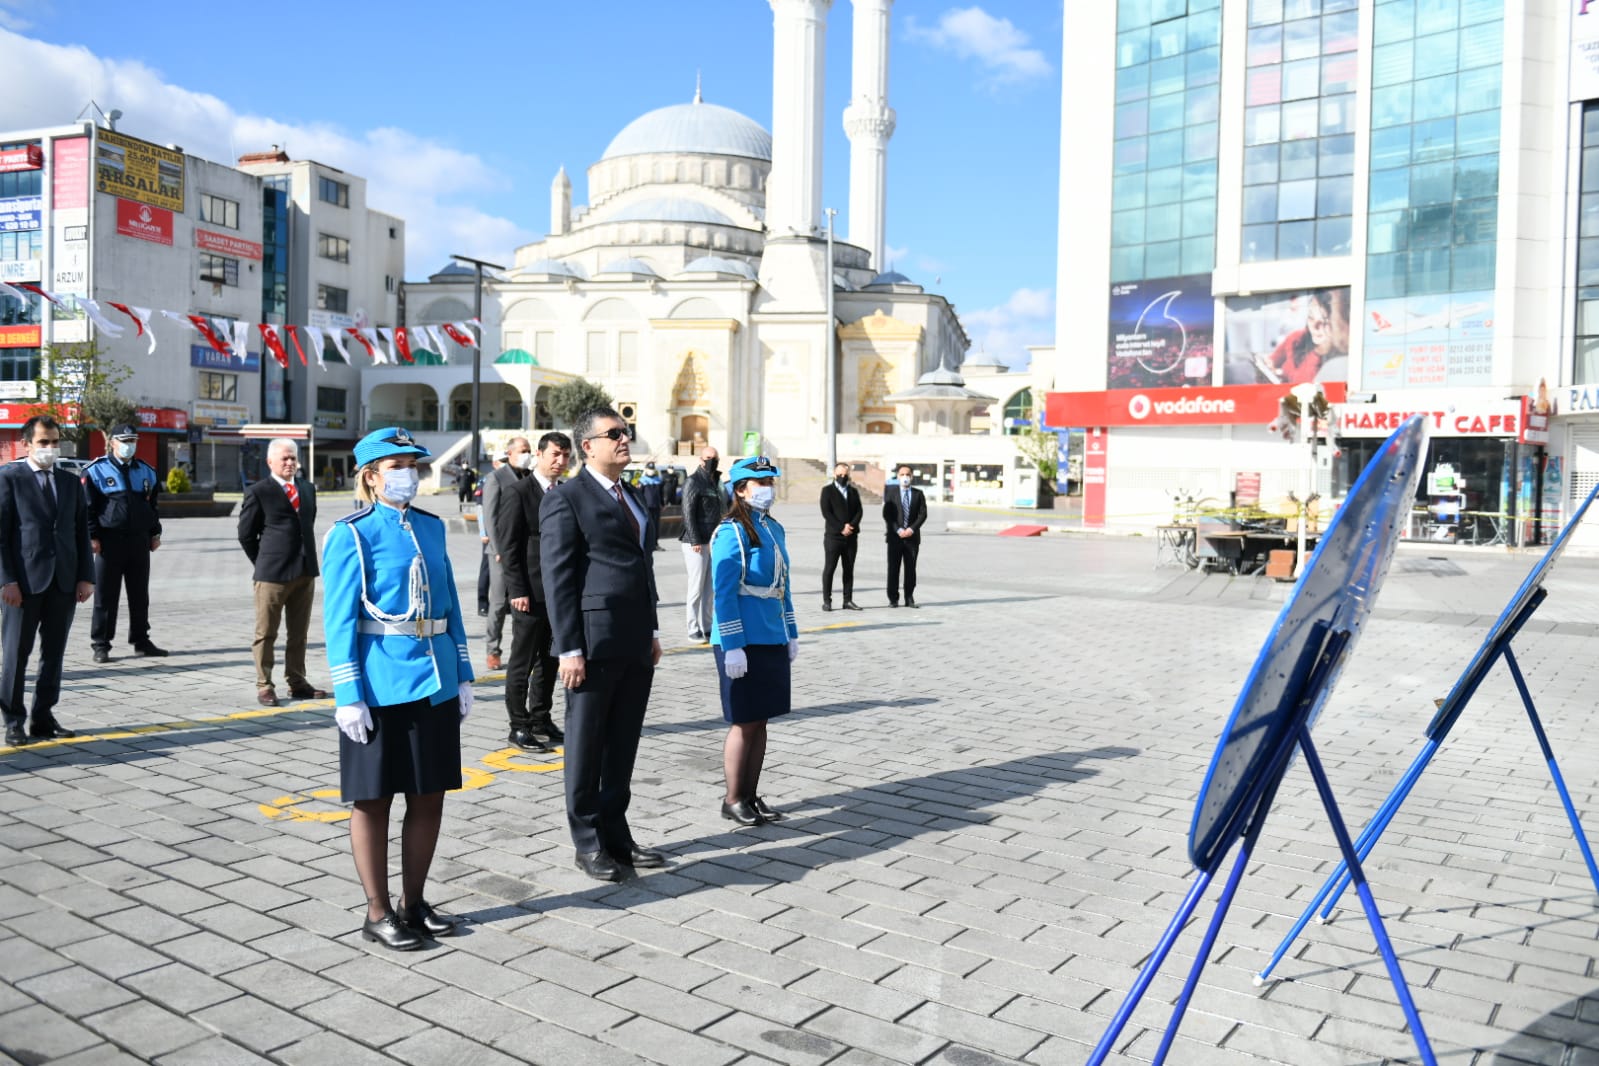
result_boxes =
[1052,0,1599,549]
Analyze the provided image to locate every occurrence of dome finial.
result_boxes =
[694,70,703,104]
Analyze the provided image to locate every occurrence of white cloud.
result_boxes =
[0,29,532,279]
[0,1,34,32]
[960,286,1054,368]
[906,7,1051,85]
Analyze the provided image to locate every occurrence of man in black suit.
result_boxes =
[0,415,94,746]
[237,438,327,708]
[882,463,928,608]
[819,461,864,612]
[497,430,571,753]
[481,437,530,670]
[541,407,665,881]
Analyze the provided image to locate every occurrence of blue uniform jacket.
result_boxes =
[321,502,473,708]
[710,513,798,651]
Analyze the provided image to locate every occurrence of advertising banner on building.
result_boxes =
[1362,290,1494,388]
[195,229,262,261]
[0,260,42,283]
[1574,0,1599,101]
[1335,399,1522,437]
[1082,428,1108,528]
[0,146,43,173]
[95,130,184,212]
[0,325,42,348]
[0,195,42,232]
[190,344,261,373]
[52,137,88,211]
[190,400,251,428]
[50,137,91,344]
[1107,274,1213,390]
[115,199,173,246]
[1045,381,1348,428]
[1222,288,1350,385]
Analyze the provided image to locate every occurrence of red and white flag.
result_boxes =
[345,327,379,363]
[259,324,290,369]
[72,297,125,339]
[359,327,386,364]
[15,282,64,309]
[327,327,354,363]
[425,324,453,361]
[301,326,328,369]
[108,303,156,353]
[173,313,232,357]
[0,281,28,303]
[440,321,477,348]
[284,325,309,367]
[392,327,415,364]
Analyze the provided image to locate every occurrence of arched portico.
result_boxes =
[368,382,442,433]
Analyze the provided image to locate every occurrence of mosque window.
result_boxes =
[1002,388,1035,435]
[618,332,639,373]
[586,332,607,374]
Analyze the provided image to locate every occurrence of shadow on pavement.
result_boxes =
[643,696,939,737]
[0,710,328,776]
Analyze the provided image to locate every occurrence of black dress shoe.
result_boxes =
[91,648,110,664]
[133,643,169,657]
[843,601,863,611]
[29,722,75,740]
[575,850,623,882]
[905,598,919,608]
[889,601,900,608]
[4,725,28,747]
[749,796,784,822]
[361,911,424,951]
[721,799,765,826]
[398,899,461,938]
[613,845,667,868]
[821,601,833,612]
[528,715,564,743]
[508,729,553,753]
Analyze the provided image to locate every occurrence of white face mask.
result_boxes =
[380,467,419,504]
[898,476,912,489]
[515,452,533,471]
[747,485,775,511]
[33,446,59,468]
[114,441,137,460]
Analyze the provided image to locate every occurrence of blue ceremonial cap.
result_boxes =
[354,426,430,467]
[727,455,781,485]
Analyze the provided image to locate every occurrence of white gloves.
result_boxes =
[723,647,748,679]
[788,640,799,663]
[458,682,473,720]
[335,702,372,744]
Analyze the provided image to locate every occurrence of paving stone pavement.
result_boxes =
[2,493,1599,1065]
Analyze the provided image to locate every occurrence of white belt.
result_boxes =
[358,619,450,637]
[738,582,786,600]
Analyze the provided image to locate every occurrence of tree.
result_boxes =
[1013,425,1059,484]
[33,340,138,455]
[546,378,614,429]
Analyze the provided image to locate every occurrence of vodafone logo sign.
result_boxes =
[1128,394,1151,420]
[1047,382,1349,428]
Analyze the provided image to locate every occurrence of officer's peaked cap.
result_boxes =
[355,426,431,467]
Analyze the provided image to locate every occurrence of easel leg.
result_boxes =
[1504,647,1599,895]
[1297,727,1438,1066]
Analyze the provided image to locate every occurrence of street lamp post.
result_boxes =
[450,253,505,474]
[824,208,838,470]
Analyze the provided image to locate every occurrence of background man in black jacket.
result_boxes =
[498,431,571,752]
[819,461,864,612]
[883,464,928,608]
[83,422,166,662]
[678,446,722,642]
[237,438,326,707]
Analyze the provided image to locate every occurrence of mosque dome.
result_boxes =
[597,257,662,277]
[961,349,1009,370]
[602,98,773,161]
[607,197,740,226]
[865,271,916,289]
[678,256,758,280]
[514,258,587,279]
[428,261,475,281]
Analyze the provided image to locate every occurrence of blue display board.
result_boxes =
[1188,416,1427,871]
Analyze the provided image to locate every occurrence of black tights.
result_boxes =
[349,791,445,921]
[722,721,768,804]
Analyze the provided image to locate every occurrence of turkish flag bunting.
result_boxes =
[73,298,125,338]
[15,282,64,309]
[393,327,415,363]
[328,327,353,363]
[303,326,329,368]
[188,315,233,358]
[259,324,290,368]
[441,322,477,348]
[360,327,386,364]
[109,304,156,354]
[345,328,379,362]
[285,325,309,367]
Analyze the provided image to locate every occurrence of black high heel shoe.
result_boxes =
[749,796,784,822]
[399,899,461,938]
[362,910,424,951]
[721,799,765,826]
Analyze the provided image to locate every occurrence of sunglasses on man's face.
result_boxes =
[587,427,629,442]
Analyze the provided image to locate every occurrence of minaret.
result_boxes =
[766,0,831,239]
[550,167,571,236]
[844,0,894,271]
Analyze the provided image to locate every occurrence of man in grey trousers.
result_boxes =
[678,446,723,642]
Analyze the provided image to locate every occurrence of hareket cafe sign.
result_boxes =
[1336,401,1522,437]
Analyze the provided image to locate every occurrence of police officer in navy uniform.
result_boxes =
[83,423,167,662]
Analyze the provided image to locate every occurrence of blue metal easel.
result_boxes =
[1255,483,1599,985]
[1087,417,1437,1065]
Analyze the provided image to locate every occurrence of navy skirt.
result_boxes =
[714,644,791,724]
[339,695,463,803]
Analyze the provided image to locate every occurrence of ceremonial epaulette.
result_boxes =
[336,506,375,525]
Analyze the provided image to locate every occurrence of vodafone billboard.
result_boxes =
[1045,382,1348,428]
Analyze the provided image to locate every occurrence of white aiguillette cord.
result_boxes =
[350,515,431,627]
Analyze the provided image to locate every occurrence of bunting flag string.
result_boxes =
[327,327,354,363]
[358,327,386,365]
[258,324,290,369]
[392,326,415,364]
[301,325,327,369]
[15,282,65,309]
[72,298,125,339]
[440,322,476,348]
[345,328,380,363]
[284,324,309,367]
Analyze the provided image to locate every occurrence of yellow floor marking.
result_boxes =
[480,747,566,773]
[259,788,350,823]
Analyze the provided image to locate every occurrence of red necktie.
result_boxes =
[285,481,300,512]
[612,484,641,545]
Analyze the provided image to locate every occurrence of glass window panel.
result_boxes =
[1372,84,1413,128]
[1191,0,1220,11]
[1409,203,1453,246]
[1248,66,1283,106]
[1245,144,1280,184]
[1114,137,1149,174]
[1118,0,1150,31]
[1371,126,1411,169]
[1278,220,1316,258]
[1281,138,1319,180]
[1324,0,1357,10]
[1283,99,1320,139]
[1320,94,1354,135]
[1456,110,1500,155]
[1186,85,1221,123]
[1247,25,1283,67]
[1413,31,1458,80]
[1413,75,1457,122]
[1151,18,1185,58]
[1184,123,1218,161]
[1367,253,1408,298]
[1242,223,1277,261]
[1410,161,1455,204]
[1316,216,1353,256]
[1187,10,1222,49]
[1249,0,1284,25]
[1459,24,1502,69]
[1459,0,1498,24]
[1285,0,1319,20]
[1244,184,1279,224]
[1112,209,1146,246]
[1411,117,1455,162]
[1579,337,1599,382]
[1150,55,1186,95]
[1145,240,1181,277]
[1317,175,1353,216]
[1149,129,1185,164]
[1183,199,1216,236]
[1586,106,1599,142]
[1283,58,1320,100]
[1116,65,1149,103]
[1322,10,1358,52]
[1579,297,1599,336]
[1415,0,1458,35]
[1181,236,1216,275]
[1452,243,1495,290]
[1147,165,1184,204]
[1284,18,1321,60]
[1114,173,1147,209]
[1245,105,1282,145]
[1319,134,1356,176]
[1183,162,1218,202]
[1369,167,1412,212]
[1581,197,1599,239]
[1407,247,1452,294]
[1322,53,1357,95]
[1457,67,1501,113]
[1187,46,1222,86]
[1146,203,1182,239]
[1148,93,1185,132]
[1368,211,1408,254]
[1111,246,1145,282]
[1454,196,1497,245]
[1455,153,1499,200]
[1278,179,1317,220]
[1117,28,1150,67]
[1115,102,1149,139]
[1151,0,1185,20]
[1374,0,1414,45]
[1372,42,1414,87]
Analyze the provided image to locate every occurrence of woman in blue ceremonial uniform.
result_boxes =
[710,455,798,827]
[322,427,474,951]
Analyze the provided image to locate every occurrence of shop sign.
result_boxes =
[1046,381,1349,428]
[1335,401,1521,438]
[0,324,41,348]
[0,381,37,399]
[136,407,188,432]
[1083,428,1108,528]
[1563,382,1599,413]
[0,259,42,283]
[115,198,173,245]
[0,146,43,173]
[195,228,262,261]
[190,344,260,372]
[190,400,250,428]
[1235,471,1262,507]
[1520,394,1551,446]
[0,402,76,427]
[313,414,346,430]
[95,129,184,212]
[0,195,42,232]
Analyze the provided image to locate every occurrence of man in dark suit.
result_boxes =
[497,431,571,753]
[882,463,928,608]
[237,438,327,707]
[819,461,864,612]
[481,437,530,671]
[541,407,665,881]
[0,415,94,746]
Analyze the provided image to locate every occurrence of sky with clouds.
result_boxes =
[0,0,1061,368]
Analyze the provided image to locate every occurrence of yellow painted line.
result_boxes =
[459,766,497,791]
[259,788,350,823]
[480,747,565,774]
